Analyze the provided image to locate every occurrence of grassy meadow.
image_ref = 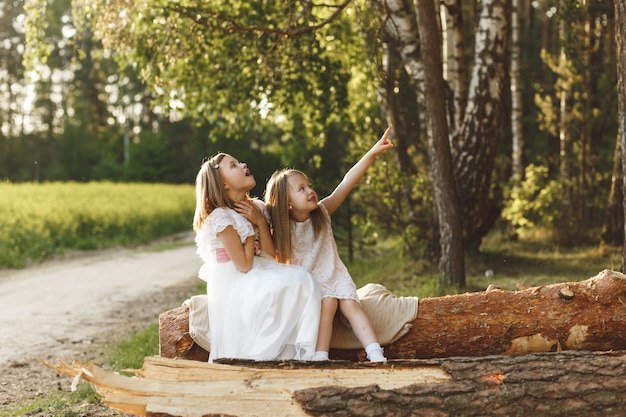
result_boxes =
[0,181,195,269]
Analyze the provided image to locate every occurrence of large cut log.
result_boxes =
[45,350,626,417]
[45,356,448,417]
[159,269,626,361]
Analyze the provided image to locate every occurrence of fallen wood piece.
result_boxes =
[159,269,626,361]
[44,356,448,417]
[45,350,626,417]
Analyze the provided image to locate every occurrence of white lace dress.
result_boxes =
[195,207,321,362]
[291,203,358,301]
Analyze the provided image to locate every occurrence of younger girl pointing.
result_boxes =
[265,127,393,362]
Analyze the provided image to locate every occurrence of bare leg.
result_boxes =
[338,299,378,346]
[315,297,338,354]
[339,299,386,361]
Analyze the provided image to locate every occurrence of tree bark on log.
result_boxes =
[159,269,626,362]
[45,350,626,417]
[292,351,626,417]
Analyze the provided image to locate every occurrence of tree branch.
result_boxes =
[163,0,352,38]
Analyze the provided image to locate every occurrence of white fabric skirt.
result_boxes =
[200,254,320,361]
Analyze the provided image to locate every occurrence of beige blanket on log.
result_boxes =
[183,283,419,352]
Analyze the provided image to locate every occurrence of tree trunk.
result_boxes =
[377,43,427,257]
[46,350,626,417]
[510,0,523,184]
[617,0,626,272]
[160,270,626,362]
[557,0,574,245]
[441,0,467,135]
[452,0,510,250]
[378,0,465,285]
[414,0,465,287]
[378,44,419,177]
[601,135,623,246]
[382,0,509,261]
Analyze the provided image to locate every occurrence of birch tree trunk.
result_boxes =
[510,0,523,184]
[452,0,510,250]
[441,0,467,135]
[379,0,510,276]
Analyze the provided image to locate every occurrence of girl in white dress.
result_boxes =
[193,153,321,362]
[265,127,393,362]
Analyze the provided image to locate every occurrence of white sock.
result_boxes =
[365,343,386,362]
[312,351,329,361]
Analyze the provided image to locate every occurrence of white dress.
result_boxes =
[291,203,358,301]
[195,207,321,362]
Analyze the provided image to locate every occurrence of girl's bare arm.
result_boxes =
[321,127,393,216]
[218,226,255,272]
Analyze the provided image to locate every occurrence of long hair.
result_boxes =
[193,153,232,231]
[264,168,326,263]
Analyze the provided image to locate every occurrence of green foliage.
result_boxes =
[103,323,160,375]
[59,0,361,148]
[501,164,561,232]
[23,0,51,73]
[0,182,194,268]
[351,149,433,259]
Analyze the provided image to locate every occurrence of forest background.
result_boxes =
[3,0,626,290]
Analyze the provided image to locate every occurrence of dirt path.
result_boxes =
[0,233,203,413]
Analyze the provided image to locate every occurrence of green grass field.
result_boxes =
[0,181,195,268]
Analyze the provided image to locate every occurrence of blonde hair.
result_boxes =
[193,153,235,231]
[264,168,326,263]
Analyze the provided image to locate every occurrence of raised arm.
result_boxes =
[321,127,393,216]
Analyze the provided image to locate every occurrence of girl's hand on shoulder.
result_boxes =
[235,200,265,227]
